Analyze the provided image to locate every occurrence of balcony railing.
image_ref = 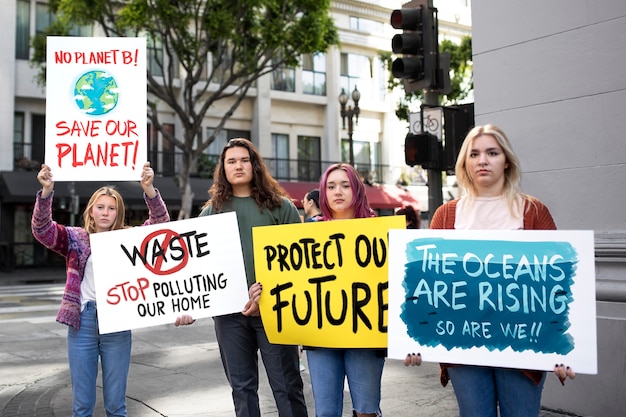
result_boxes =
[12,144,399,186]
[13,142,43,171]
[149,150,390,185]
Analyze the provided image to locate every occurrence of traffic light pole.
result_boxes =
[391,0,444,222]
[424,89,443,222]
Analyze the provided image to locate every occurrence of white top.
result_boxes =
[80,255,96,311]
[454,195,523,230]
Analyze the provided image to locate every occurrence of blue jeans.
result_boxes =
[213,313,307,417]
[447,365,546,417]
[67,301,132,417]
[306,348,384,417]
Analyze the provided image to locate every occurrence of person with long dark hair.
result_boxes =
[395,204,420,229]
[302,188,323,222]
[176,138,307,417]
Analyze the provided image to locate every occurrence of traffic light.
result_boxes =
[390,1,436,92]
[405,132,438,167]
[442,103,475,172]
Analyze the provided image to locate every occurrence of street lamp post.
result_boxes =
[338,86,360,166]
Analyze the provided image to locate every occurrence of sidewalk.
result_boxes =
[0,272,582,417]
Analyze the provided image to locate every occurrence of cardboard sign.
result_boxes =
[91,213,249,334]
[388,229,597,374]
[45,36,147,181]
[253,216,406,348]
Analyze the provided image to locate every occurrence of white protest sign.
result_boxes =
[45,36,147,181]
[91,212,249,334]
[388,229,597,374]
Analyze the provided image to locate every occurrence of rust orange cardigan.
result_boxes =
[430,195,557,387]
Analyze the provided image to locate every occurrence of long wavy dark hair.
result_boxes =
[396,205,421,229]
[203,138,289,212]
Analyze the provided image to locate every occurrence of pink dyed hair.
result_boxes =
[318,163,375,219]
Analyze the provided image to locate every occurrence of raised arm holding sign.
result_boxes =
[32,160,170,417]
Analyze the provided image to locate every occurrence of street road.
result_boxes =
[0,283,575,417]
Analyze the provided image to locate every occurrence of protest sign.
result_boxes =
[45,36,147,181]
[253,216,406,348]
[388,229,597,374]
[91,212,249,334]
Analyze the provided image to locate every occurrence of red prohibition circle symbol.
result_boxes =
[141,229,189,275]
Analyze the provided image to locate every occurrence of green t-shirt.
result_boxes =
[199,196,301,287]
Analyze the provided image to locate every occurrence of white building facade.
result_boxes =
[472,1,626,415]
[0,0,471,268]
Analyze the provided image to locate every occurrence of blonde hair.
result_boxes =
[455,124,525,215]
[82,186,127,233]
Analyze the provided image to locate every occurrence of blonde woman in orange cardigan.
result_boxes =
[405,124,575,417]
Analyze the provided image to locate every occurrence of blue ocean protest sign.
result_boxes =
[387,229,597,374]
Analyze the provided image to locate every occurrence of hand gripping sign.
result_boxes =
[91,212,249,334]
[387,229,597,374]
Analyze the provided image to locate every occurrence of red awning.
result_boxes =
[279,181,421,211]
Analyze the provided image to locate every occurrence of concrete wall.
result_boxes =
[472,1,626,415]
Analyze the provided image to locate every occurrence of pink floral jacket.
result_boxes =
[31,189,169,330]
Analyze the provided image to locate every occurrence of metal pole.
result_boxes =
[424,0,442,222]
[69,181,77,227]
[348,113,355,166]
[424,90,443,221]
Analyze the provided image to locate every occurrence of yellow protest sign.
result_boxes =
[253,216,405,348]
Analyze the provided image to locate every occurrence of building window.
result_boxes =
[377,58,387,101]
[15,0,30,60]
[35,2,53,35]
[342,139,374,182]
[205,128,252,156]
[197,52,209,81]
[271,58,295,92]
[147,123,159,171]
[211,50,244,87]
[227,130,251,142]
[205,128,228,156]
[31,114,46,166]
[349,16,384,34]
[13,112,29,170]
[13,112,25,158]
[340,53,372,101]
[195,128,226,178]
[35,2,92,37]
[297,136,321,182]
[147,35,164,77]
[271,133,290,180]
[302,53,326,96]
[161,123,176,176]
[143,32,178,79]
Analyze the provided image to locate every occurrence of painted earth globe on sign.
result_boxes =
[73,70,119,116]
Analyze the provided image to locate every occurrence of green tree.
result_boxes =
[33,0,338,219]
[381,35,472,121]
